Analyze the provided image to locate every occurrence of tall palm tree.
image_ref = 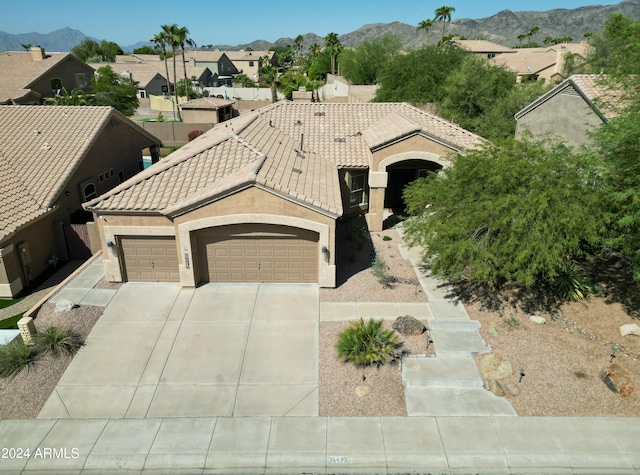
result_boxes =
[309,43,322,56]
[526,26,540,45]
[161,23,181,120]
[151,31,174,119]
[176,25,196,100]
[324,32,342,75]
[434,6,456,44]
[416,19,435,46]
[294,34,304,62]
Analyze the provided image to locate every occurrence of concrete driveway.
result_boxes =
[39,283,319,419]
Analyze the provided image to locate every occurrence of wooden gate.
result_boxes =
[63,224,92,259]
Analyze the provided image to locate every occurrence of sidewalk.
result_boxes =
[0,415,637,474]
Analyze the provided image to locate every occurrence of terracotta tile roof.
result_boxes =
[0,51,71,103]
[85,102,483,218]
[0,105,159,241]
[224,51,275,61]
[515,74,623,120]
[88,62,165,88]
[180,97,235,109]
[490,43,591,76]
[453,40,515,53]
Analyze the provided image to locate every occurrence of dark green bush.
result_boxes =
[0,341,37,378]
[33,326,84,357]
[336,318,399,367]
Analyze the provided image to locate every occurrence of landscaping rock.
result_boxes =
[530,315,546,325]
[488,379,505,396]
[620,323,640,337]
[479,353,513,381]
[392,315,426,336]
[55,300,77,312]
[502,381,521,396]
[600,364,634,397]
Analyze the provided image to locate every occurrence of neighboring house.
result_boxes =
[186,51,239,86]
[179,97,236,123]
[0,105,162,298]
[84,102,483,288]
[515,74,621,146]
[491,43,591,83]
[451,39,516,59]
[89,62,168,98]
[0,47,94,105]
[225,50,277,81]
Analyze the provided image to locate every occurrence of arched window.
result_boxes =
[83,183,96,202]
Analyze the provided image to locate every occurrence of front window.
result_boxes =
[75,73,88,89]
[349,173,367,207]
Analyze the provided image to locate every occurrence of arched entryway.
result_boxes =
[384,159,443,210]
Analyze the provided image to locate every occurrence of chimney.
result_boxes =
[30,46,45,61]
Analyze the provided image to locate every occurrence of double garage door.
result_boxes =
[197,224,318,283]
[119,225,319,284]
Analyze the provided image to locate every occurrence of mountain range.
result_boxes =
[1,0,639,54]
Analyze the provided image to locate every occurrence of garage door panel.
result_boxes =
[198,225,318,283]
[121,237,180,283]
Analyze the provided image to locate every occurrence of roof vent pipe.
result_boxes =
[300,133,304,152]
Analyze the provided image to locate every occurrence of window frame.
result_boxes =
[349,172,367,208]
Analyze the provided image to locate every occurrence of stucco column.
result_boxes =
[366,171,388,232]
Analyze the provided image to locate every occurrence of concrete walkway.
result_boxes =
[1,415,638,474]
[395,226,517,416]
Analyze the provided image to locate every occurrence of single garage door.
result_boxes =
[197,224,318,283]
[120,237,180,282]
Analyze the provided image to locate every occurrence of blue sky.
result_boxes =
[1,0,622,47]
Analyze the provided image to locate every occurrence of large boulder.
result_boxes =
[479,353,513,381]
[392,315,427,336]
[601,364,633,397]
[620,323,640,337]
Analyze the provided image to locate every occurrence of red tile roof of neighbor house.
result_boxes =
[0,105,159,242]
[84,102,484,218]
[515,74,625,121]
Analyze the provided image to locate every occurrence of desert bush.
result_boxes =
[33,326,84,357]
[551,259,593,301]
[371,255,397,287]
[0,341,37,378]
[336,318,399,367]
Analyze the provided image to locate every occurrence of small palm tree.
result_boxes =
[434,5,456,44]
[259,56,279,103]
[416,19,435,46]
[336,318,399,367]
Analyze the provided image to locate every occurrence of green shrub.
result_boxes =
[551,259,592,301]
[371,255,397,287]
[0,341,37,378]
[336,318,399,367]
[33,326,84,357]
[382,235,393,241]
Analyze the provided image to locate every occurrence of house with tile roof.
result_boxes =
[88,62,168,98]
[0,47,94,105]
[514,74,622,146]
[224,50,278,81]
[84,102,483,288]
[185,51,239,86]
[490,43,591,83]
[451,39,516,59]
[179,97,236,123]
[0,105,162,298]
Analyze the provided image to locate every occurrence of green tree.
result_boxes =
[277,71,309,99]
[150,31,174,117]
[526,26,540,45]
[339,34,402,85]
[259,56,279,103]
[44,87,93,106]
[71,38,123,62]
[307,48,332,80]
[133,45,159,55]
[416,19,435,46]
[588,13,640,75]
[233,73,255,88]
[374,46,468,104]
[91,65,139,116]
[402,137,606,288]
[161,24,182,120]
[176,25,196,107]
[434,6,456,44]
[175,78,201,99]
[324,32,342,75]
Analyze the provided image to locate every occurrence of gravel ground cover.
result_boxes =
[0,303,102,419]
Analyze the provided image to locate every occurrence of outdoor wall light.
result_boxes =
[519,368,526,383]
[106,241,115,248]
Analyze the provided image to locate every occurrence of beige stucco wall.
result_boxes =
[96,186,337,287]
[366,135,456,231]
[515,93,604,147]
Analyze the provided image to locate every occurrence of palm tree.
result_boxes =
[259,56,279,103]
[150,31,174,119]
[176,25,196,100]
[416,19,435,46]
[324,32,342,75]
[583,32,593,44]
[161,23,181,120]
[434,6,456,44]
[516,34,526,46]
[294,34,304,62]
[526,26,540,45]
[309,43,322,56]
